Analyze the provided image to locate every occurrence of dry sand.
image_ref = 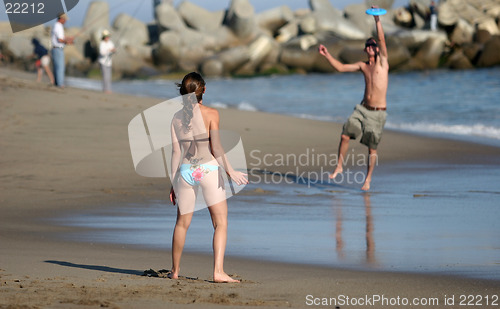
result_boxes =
[1,68,499,309]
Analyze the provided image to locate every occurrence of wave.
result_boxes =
[237,101,258,111]
[386,122,500,140]
[209,101,259,112]
[293,113,340,122]
[209,102,229,109]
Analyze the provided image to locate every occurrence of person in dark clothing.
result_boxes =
[32,38,55,85]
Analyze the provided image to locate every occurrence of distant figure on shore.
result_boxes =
[168,72,248,283]
[430,1,438,31]
[98,30,116,94]
[51,13,73,88]
[31,38,55,85]
[318,9,389,191]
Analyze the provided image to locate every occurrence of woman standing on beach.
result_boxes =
[169,72,248,283]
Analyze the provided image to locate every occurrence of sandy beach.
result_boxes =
[1,68,500,309]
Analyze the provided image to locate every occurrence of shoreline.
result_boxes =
[1,68,500,308]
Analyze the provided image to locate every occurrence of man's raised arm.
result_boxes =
[374,15,388,59]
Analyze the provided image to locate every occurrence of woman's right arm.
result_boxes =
[170,122,181,181]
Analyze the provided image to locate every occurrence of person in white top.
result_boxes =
[98,29,116,94]
[51,13,73,87]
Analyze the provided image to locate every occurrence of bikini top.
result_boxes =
[179,138,210,160]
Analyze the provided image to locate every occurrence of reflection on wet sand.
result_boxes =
[334,193,377,266]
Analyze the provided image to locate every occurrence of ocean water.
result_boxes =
[52,162,500,280]
[67,67,500,146]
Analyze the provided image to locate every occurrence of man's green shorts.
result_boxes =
[342,103,387,150]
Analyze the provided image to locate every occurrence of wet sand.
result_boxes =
[1,68,499,308]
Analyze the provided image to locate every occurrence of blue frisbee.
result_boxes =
[366,8,387,15]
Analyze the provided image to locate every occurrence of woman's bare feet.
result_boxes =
[167,270,179,279]
[214,272,240,283]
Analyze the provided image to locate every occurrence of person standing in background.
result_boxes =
[430,1,438,31]
[31,38,55,85]
[51,13,73,88]
[98,30,116,94]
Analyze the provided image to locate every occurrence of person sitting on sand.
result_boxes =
[318,9,389,191]
[168,72,248,283]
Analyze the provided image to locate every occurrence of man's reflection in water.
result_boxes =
[364,193,375,265]
[334,193,376,266]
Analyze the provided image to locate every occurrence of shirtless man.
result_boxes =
[318,12,388,191]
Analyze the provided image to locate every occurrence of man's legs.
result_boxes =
[361,148,378,191]
[52,48,65,87]
[330,134,350,179]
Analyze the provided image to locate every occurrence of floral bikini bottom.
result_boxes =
[179,163,219,186]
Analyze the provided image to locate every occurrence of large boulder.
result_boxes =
[476,18,500,36]
[178,1,224,33]
[225,0,258,41]
[0,22,13,41]
[394,7,413,28]
[412,36,445,69]
[201,46,250,76]
[450,18,474,45]
[82,1,109,36]
[276,22,298,43]
[438,0,499,36]
[309,0,366,40]
[477,35,500,67]
[6,35,32,58]
[339,46,367,64]
[113,14,149,46]
[409,0,431,19]
[437,1,459,26]
[386,37,412,68]
[344,4,373,36]
[153,31,181,65]
[393,29,447,49]
[210,26,241,50]
[124,44,153,64]
[112,48,150,77]
[64,45,85,66]
[365,0,394,10]
[413,10,426,29]
[154,28,222,70]
[257,6,294,34]
[155,2,186,32]
[461,42,482,64]
[474,29,492,44]
[445,49,474,69]
[285,34,319,51]
[280,43,319,71]
[298,14,317,34]
[234,34,275,75]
